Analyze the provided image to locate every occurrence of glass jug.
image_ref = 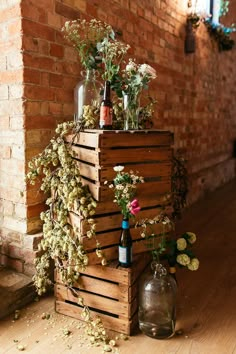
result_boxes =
[138,262,177,339]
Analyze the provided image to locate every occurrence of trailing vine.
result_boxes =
[26,121,117,350]
[171,154,188,220]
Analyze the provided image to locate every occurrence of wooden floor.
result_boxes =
[0,179,236,354]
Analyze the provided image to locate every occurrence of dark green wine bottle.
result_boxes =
[119,219,132,268]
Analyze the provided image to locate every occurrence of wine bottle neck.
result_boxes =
[103,81,111,100]
[122,219,129,229]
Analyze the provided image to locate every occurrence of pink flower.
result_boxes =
[130,199,141,215]
[131,199,139,207]
[131,206,141,215]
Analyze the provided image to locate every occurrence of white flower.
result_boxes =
[125,60,136,72]
[139,64,157,79]
[186,232,197,244]
[176,238,187,251]
[176,253,190,266]
[187,258,200,271]
[114,165,124,172]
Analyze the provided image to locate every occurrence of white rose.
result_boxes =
[186,232,197,244]
[176,238,187,251]
[176,253,190,266]
[187,258,200,271]
[139,64,157,79]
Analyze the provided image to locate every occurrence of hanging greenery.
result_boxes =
[25,120,120,350]
[186,0,236,51]
[26,121,98,295]
[171,154,188,220]
[204,19,235,51]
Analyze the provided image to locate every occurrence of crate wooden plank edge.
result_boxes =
[55,300,135,335]
[69,206,168,234]
[85,236,166,265]
[55,283,136,318]
[75,160,172,183]
[66,130,174,149]
[81,178,171,202]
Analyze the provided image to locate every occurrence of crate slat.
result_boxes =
[55,301,134,335]
[55,254,151,334]
[100,147,172,165]
[56,284,133,318]
[99,131,174,148]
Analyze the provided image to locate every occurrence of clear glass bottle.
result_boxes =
[123,93,140,130]
[138,262,177,339]
[74,69,101,123]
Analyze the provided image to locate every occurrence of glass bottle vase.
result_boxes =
[138,262,177,339]
[74,69,101,123]
[123,93,140,130]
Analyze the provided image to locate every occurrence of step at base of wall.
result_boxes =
[0,267,36,319]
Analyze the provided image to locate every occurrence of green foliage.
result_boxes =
[204,19,235,51]
[106,166,144,219]
[171,154,188,220]
[26,121,103,295]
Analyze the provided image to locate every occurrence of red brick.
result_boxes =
[49,102,63,115]
[22,18,55,42]
[50,43,64,58]
[21,1,48,22]
[22,36,39,53]
[49,73,63,87]
[24,85,55,101]
[23,53,55,72]
[24,101,41,116]
[55,2,80,19]
[24,115,56,129]
[7,257,24,273]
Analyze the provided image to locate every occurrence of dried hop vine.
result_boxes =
[26,121,101,295]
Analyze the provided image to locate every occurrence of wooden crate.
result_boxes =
[66,129,174,263]
[55,253,151,335]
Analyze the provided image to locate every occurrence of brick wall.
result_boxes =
[0,0,235,273]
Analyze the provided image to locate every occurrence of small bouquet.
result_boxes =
[168,232,199,271]
[105,165,144,219]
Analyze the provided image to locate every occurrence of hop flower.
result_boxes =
[176,238,187,251]
[176,253,190,266]
[186,232,197,244]
[187,258,200,271]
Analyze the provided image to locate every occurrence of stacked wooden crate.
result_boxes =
[67,129,174,263]
[55,129,174,334]
[55,253,151,335]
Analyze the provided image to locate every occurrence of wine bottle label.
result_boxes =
[100,106,112,125]
[119,245,132,264]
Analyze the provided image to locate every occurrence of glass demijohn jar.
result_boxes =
[123,93,140,130]
[74,69,101,123]
[138,262,177,339]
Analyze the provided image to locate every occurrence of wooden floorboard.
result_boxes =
[0,179,236,353]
